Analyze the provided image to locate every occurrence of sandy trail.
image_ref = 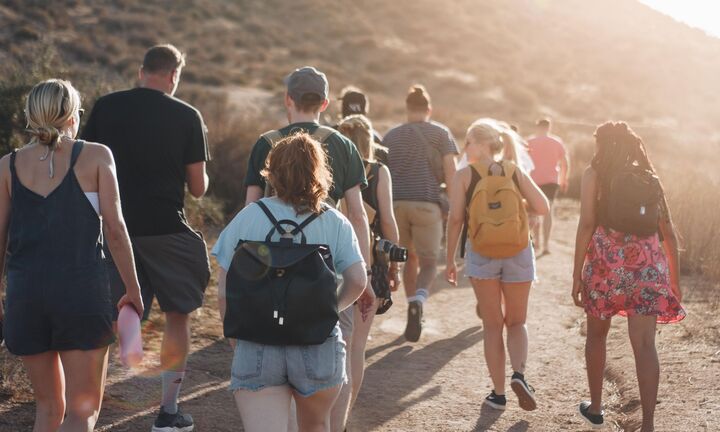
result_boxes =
[1,200,717,431]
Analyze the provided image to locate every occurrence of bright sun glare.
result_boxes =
[640,0,720,38]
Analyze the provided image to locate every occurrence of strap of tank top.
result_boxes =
[9,149,18,179]
[69,140,85,169]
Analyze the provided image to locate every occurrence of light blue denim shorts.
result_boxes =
[465,243,536,283]
[229,326,347,397]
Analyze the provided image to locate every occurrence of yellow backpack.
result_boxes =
[467,160,529,258]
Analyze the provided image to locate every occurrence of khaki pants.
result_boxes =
[393,200,443,259]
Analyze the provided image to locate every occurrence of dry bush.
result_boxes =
[666,174,720,281]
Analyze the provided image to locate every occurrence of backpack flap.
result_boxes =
[236,241,335,273]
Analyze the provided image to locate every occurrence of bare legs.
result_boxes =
[585,315,611,415]
[403,252,418,298]
[402,252,437,300]
[22,352,65,432]
[22,347,109,432]
[502,282,531,374]
[349,300,379,409]
[235,385,341,432]
[161,311,190,372]
[471,278,531,394]
[542,208,554,253]
[532,202,555,254]
[584,314,659,432]
[628,315,659,432]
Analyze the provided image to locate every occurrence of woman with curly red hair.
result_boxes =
[212,132,367,432]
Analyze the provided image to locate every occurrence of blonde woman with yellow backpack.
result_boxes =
[446,118,549,411]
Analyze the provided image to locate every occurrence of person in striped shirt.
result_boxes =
[383,85,458,342]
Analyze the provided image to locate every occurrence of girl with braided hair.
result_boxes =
[572,121,684,430]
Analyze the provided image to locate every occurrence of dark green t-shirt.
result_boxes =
[245,122,367,202]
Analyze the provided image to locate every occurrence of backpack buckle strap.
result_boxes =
[256,200,291,240]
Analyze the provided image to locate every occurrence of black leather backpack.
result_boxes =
[223,200,338,345]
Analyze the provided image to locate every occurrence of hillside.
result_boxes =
[2,0,720,139]
[2,0,720,279]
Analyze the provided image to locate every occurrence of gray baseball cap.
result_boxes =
[285,66,329,102]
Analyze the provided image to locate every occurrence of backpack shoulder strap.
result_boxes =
[311,125,337,144]
[291,206,327,236]
[255,200,286,235]
[260,130,284,148]
[460,165,482,258]
[466,165,482,206]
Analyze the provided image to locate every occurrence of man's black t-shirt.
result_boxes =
[82,88,210,236]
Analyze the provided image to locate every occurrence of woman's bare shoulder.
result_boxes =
[80,141,114,164]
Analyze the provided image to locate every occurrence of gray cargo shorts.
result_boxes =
[107,230,210,320]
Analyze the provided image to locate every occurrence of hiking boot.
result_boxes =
[578,401,604,429]
[483,390,507,410]
[510,372,537,411]
[151,406,194,432]
[404,301,423,342]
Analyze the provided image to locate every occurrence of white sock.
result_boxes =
[161,370,185,414]
[415,288,429,304]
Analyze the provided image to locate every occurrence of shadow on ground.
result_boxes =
[352,326,483,430]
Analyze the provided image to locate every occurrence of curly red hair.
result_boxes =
[262,132,333,214]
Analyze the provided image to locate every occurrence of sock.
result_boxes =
[415,288,429,304]
[161,370,185,414]
[407,295,418,303]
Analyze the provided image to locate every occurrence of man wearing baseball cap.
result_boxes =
[241,66,374,431]
[337,86,388,164]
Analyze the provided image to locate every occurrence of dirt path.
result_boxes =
[1,200,718,431]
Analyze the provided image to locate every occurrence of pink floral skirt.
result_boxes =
[581,226,685,323]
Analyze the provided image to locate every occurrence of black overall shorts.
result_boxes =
[4,140,114,356]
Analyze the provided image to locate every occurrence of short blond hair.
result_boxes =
[142,44,186,74]
[25,79,81,148]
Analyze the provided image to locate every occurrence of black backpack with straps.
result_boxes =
[224,200,338,345]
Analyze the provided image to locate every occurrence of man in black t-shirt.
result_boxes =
[82,44,210,432]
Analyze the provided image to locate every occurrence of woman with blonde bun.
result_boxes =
[0,79,143,431]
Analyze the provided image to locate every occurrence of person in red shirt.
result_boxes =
[527,118,569,255]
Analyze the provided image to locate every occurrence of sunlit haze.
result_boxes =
[640,0,720,37]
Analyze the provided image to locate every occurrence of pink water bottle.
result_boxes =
[118,304,143,367]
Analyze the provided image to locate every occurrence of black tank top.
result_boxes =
[6,141,110,313]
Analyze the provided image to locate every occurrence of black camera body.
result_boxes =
[374,238,408,263]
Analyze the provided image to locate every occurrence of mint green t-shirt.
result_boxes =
[211,197,364,275]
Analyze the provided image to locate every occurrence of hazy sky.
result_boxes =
[640,1,720,37]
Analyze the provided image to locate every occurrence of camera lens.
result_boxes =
[388,245,408,262]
